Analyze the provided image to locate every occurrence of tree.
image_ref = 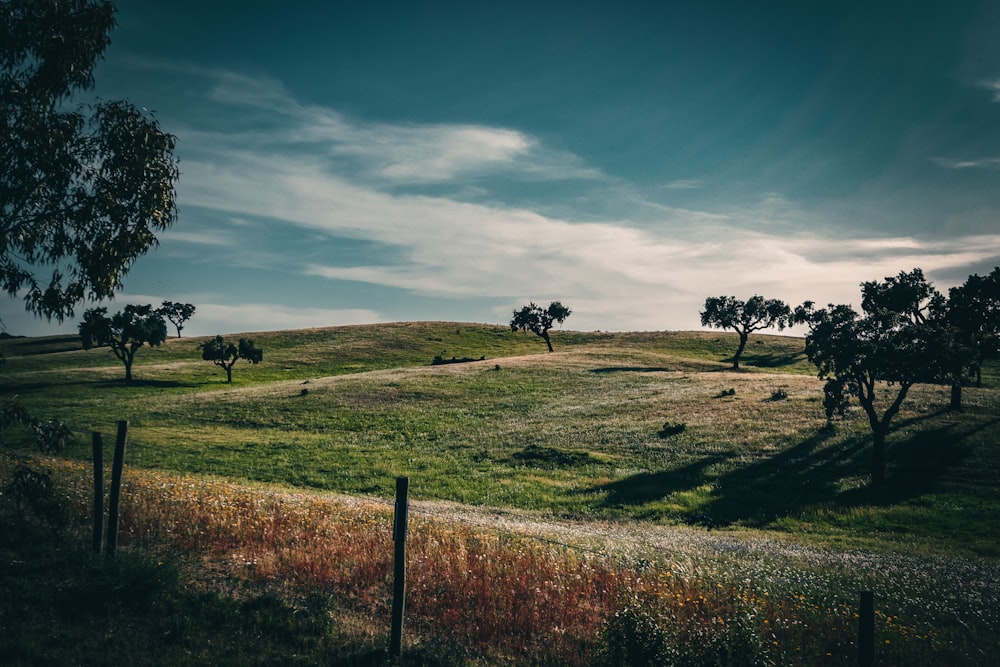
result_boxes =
[78,304,167,382]
[510,301,571,352]
[157,301,196,338]
[1,0,179,322]
[700,295,791,369]
[939,267,1000,409]
[795,269,942,486]
[200,335,263,383]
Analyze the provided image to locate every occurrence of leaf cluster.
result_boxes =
[700,295,791,334]
[510,301,572,337]
[1,0,179,321]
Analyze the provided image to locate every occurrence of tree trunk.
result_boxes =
[225,364,233,383]
[124,361,133,382]
[542,331,553,353]
[871,426,886,487]
[950,384,963,411]
[732,333,748,370]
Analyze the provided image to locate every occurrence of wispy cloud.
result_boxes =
[662,179,704,190]
[190,71,602,185]
[980,78,1000,102]
[159,229,234,246]
[933,156,1000,170]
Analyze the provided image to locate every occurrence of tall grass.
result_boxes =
[11,458,992,665]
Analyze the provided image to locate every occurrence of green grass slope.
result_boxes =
[2,322,998,558]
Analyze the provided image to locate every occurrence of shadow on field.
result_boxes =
[600,455,729,506]
[840,417,996,507]
[589,367,674,374]
[599,412,978,528]
[95,379,192,389]
[1,334,82,355]
[737,351,806,368]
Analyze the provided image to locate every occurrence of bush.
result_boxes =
[2,461,71,534]
[658,421,687,438]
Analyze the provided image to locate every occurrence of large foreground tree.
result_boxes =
[796,269,942,486]
[700,295,791,369]
[510,301,571,352]
[78,304,167,382]
[1,0,179,321]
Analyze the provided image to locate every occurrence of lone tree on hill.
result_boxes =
[201,335,263,383]
[157,301,196,338]
[1,0,179,322]
[795,268,943,486]
[510,301,571,352]
[78,304,167,382]
[700,295,791,369]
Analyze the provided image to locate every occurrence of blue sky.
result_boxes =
[5,1,1000,337]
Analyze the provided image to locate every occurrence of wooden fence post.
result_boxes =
[105,420,128,557]
[91,432,104,554]
[390,476,409,657]
[859,590,874,667]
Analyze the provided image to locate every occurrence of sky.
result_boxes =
[4,0,1000,337]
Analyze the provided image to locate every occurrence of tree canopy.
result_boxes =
[700,295,791,369]
[78,304,167,382]
[940,267,1000,407]
[1,0,179,321]
[200,336,263,383]
[510,301,571,352]
[157,301,196,338]
[796,269,942,486]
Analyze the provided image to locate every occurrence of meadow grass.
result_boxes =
[2,322,999,662]
[2,322,997,557]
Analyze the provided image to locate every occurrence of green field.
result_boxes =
[3,321,1000,664]
[3,321,998,559]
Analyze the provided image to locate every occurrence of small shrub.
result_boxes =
[601,606,670,666]
[658,421,687,438]
[714,388,736,398]
[768,388,788,401]
[3,462,70,533]
[431,354,484,366]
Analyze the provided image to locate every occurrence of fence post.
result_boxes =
[91,432,104,555]
[859,590,874,667]
[105,420,128,557]
[390,476,409,657]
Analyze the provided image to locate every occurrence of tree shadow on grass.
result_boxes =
[600,455,729,507]
[597,412,979,528]
[737,351,807,369]
[700,429,869,527]
[838,417,997,508]
[94,379,191,389]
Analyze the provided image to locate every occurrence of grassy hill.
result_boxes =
[2,322,998,558]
